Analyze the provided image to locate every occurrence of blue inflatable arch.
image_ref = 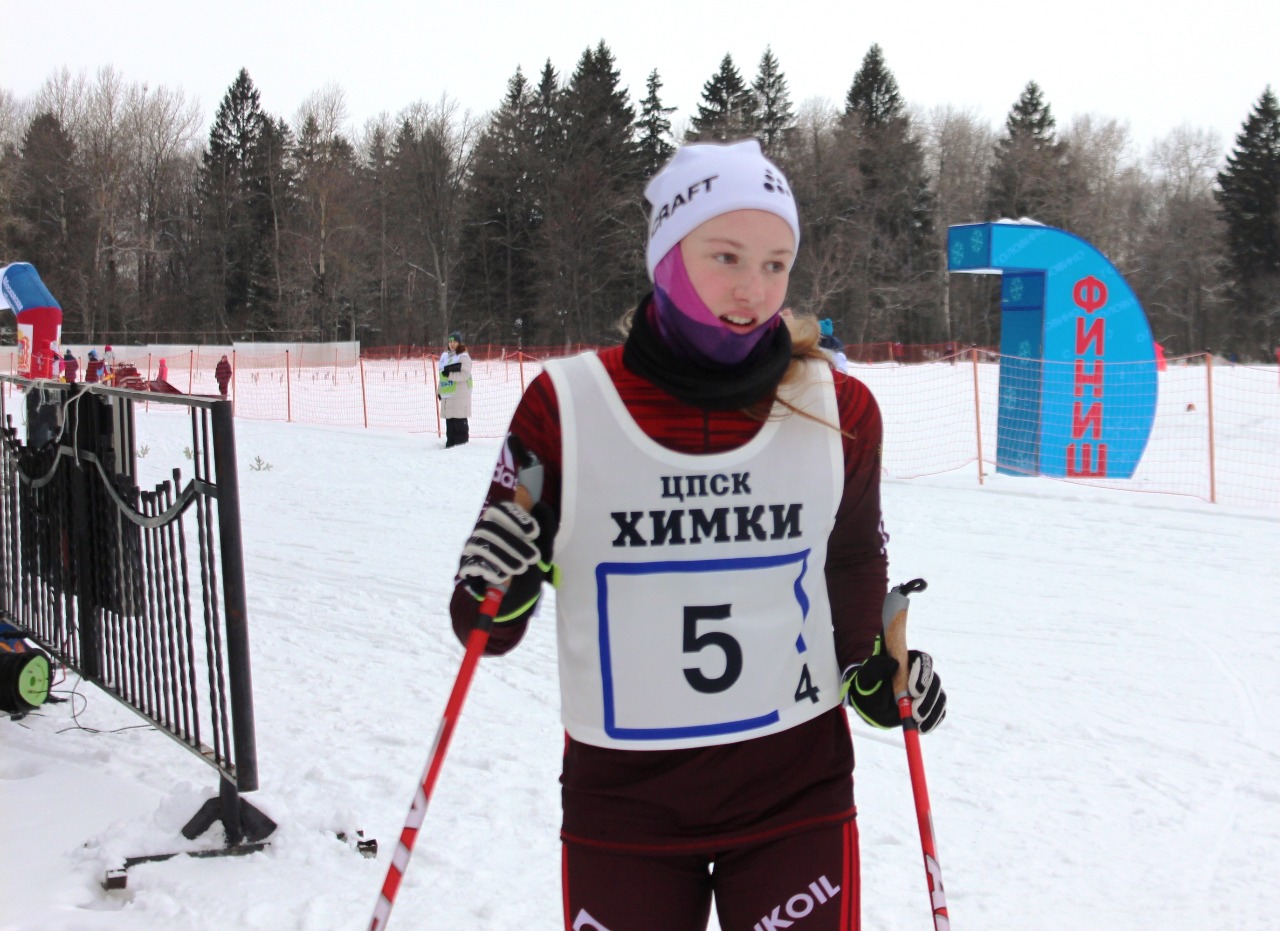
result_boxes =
[947,221,1157,479]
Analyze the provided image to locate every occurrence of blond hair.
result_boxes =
[744,313,852,439]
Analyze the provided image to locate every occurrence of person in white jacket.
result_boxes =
[438,332,473,447]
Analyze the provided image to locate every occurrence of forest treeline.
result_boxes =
[2,44,1278,359]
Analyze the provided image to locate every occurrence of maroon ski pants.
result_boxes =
[562,818,860,931]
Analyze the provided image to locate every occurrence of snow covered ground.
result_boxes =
[2,407,1278,930]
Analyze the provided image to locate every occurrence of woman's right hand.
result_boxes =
[457,502,543,594]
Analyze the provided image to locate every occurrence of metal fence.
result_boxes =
[0,376,273,849]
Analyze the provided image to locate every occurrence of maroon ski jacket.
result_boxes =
[450,343,888,853]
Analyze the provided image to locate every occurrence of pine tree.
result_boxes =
[839,45,938,342]
[558,41,637,171]
[537,42,643,343]
[636,69,676,179]
[385,100,477,345]
[12,112,93,334]
[752,47,794,158]
[1215,86,1280,356]
[688,54,755,142]
[530,59,563,169]
[843,44,903,130]
[256,115,297,330]
[293,110,362,338]
[987,80,1068,225]
[463,67,542,342]
[359,119,396,337]
[198,68,283,336]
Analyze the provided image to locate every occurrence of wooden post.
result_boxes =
[972,347,985,486]
[359,358,369,429]
[431,355,441,437]
[1205,352,1217,504]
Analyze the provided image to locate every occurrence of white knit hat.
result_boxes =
[644,139,801,279]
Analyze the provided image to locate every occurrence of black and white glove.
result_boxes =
[457,502,542,595]
[440,362,462,376]
[842,634,946,733]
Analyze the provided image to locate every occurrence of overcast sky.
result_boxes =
[3,0,1276,155]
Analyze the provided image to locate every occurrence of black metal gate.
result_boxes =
[0,377,273,849]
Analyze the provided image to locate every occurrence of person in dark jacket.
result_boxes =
[215,354,232,397]
[84,350,105,384]
[61,350,78,384]
[448,140,947,931]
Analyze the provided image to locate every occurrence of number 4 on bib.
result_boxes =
[794,663,821,704]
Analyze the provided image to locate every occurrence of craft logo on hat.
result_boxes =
[649,175,717,237]
[644,139,800,279]
[762,168,789,197]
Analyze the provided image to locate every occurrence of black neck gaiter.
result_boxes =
[622,295,793,412]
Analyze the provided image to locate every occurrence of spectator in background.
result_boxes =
[437,332,473,447]
[215,354,232,397]
[818,317,849,374]
[84,350,105,384]
[157,358,169,383]
[102,344,116,382]
[61,350,78,384]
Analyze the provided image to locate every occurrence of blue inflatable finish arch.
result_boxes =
[947,221,1157,479]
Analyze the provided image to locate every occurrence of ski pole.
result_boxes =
[882,577,951,931]
[370,463,543,931]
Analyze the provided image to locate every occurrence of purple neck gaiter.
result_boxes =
[651,246,782,366]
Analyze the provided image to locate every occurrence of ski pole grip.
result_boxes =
[882,588,912,696]
[882,579,927,696]
[512,455,544,511]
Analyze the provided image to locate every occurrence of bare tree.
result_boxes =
[0,88,31,151]
[919,105,999,345]
[1132,125,1228,353]
[123,83,202,331]
[30,67,91,137]
[0,90,34,259]
[388,96,481,344]
[1060,114,1145,264]
[786,97,862,319]
[289,84,374,338]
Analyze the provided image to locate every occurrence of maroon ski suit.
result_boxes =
[451,313,888,930]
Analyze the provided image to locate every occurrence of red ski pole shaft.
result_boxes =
[370,476,540,931]
[369,587,502,931]
[882,579,951,931]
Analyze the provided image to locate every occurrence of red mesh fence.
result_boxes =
[16,345,1279,510]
